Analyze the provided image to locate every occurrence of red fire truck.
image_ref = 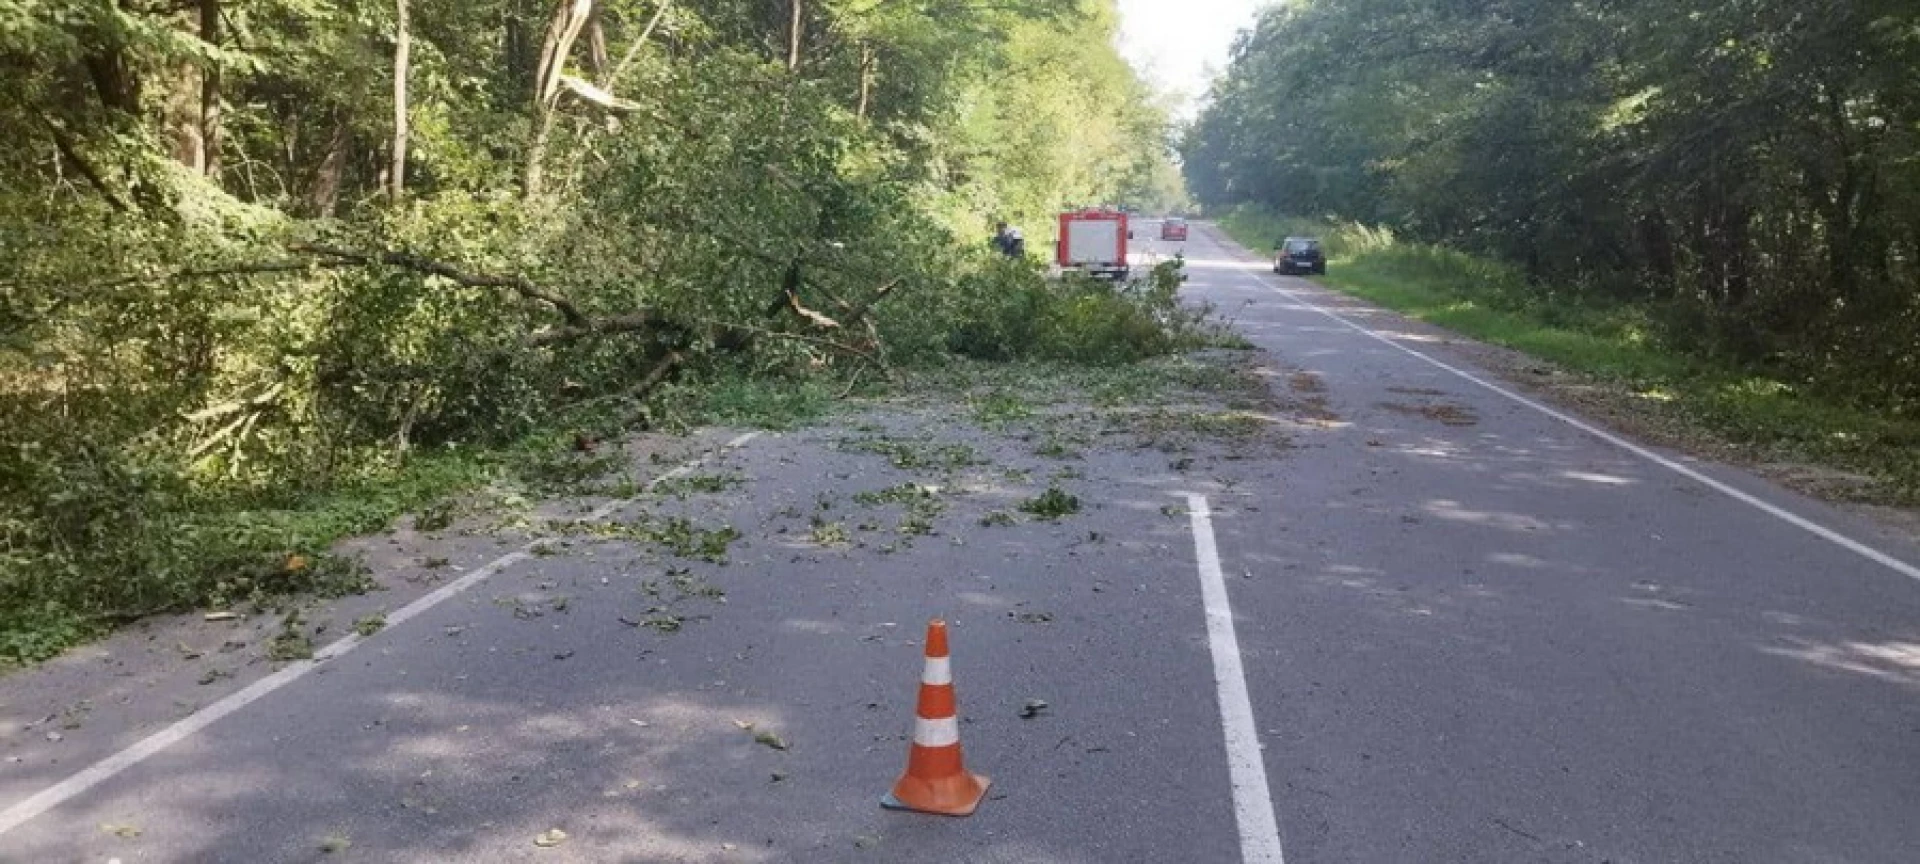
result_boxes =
[1055,207,1130,280]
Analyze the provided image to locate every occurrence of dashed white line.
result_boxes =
[0,431,762,836]
[1209,229,1920,586]
[1186,493,1286,864]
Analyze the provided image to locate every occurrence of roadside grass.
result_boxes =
[0,372,837,667]
[1219,206,1920,503]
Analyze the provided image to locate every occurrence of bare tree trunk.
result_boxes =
[787,0,802,72]
[308,120,349,217]
[166,61,205,171]
[84,49,142,116]
[525,114,557,197]
[390,0,411,200]
[505,16,535,95]
[525,0,596,197]
[201,0,222,180]
[534,0,597,107]
[856,42,874,119]
[586,3,609,80]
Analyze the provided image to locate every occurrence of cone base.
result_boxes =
[880,773,991,817]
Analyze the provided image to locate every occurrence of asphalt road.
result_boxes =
[1172,224,1920,863]
[2,222,1918,863]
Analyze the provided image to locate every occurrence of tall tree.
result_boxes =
[390,0,411,200]
[201,0,222,180]
[788,0,803,71]
[1186,0,1920,398]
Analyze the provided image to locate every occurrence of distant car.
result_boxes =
[1274,237,1325,275]
[1160,218,1189,241]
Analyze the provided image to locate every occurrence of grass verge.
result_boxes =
[0,373,841,667]
[1218,205,1920,504]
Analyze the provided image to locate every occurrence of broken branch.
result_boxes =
[290,242,589,327]
[845,279,899,321]
[695,318,877,362]
[527,312,665,345]
[42,114,128,213]
[786,288,842,329]
[184,381,288,423]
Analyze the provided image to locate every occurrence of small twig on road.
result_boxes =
[1490,817,1541,843]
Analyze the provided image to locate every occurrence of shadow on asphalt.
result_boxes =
[3,371,1291,862]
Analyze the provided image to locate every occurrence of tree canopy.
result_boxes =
[1185,0,1920,403]
[0,0,1183,659]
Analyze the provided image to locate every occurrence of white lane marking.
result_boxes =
[1186,493,1286,864]
[0,431,763,836]
[1206,230,1920,586]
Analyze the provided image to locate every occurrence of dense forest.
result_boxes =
[1185,0,1920,408]
[0,0,1185,659]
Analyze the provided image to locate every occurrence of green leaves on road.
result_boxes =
[1019,487,1081,521]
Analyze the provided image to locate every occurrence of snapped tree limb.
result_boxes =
[184,381,288,423]
[558,75,642,114]
[41,114,129,212]
[290,242,590,328]
[786,288,842,329]
[527,312,665,345]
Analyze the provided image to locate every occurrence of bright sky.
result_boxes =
[1116,0,1268,119]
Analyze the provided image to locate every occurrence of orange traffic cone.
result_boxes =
[882,619,991,816]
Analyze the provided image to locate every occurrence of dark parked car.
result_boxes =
[1160,217,1189,241]
[1274,237,1325,275]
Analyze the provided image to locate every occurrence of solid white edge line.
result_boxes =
[0,430,764,837]
[1217,239,1920,586]
[1186,493,1286,864]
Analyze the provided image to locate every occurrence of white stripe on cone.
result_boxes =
[921,657,952,685]
[914,716,960,748]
